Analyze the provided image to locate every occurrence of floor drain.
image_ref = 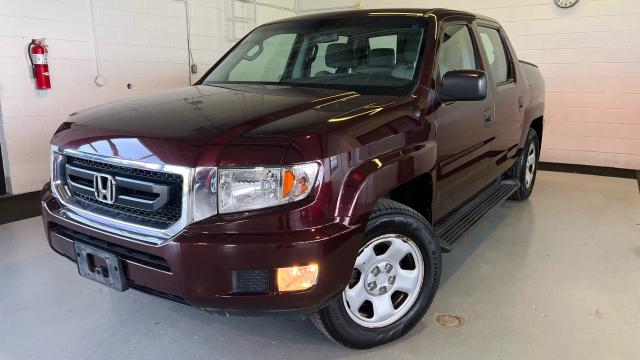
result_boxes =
[434,313,464,328]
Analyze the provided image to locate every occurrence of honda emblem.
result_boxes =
[93,173,116,204]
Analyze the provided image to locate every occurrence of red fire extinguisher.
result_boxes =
[28,39,51,89]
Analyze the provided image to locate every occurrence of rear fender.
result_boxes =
[521,104,545,148]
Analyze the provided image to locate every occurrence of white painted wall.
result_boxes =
[299,0,640,170]
[0,0,294,194]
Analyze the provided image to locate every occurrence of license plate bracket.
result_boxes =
[74,242,128,292]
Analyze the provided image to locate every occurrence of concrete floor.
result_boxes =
[1,171,639,360]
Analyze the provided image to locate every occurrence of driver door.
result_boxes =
[433,21,495,220]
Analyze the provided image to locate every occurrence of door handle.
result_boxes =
[483,108,493,127]
[518,96,524,112]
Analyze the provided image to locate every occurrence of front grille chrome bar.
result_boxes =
[65,164,173,212]
[50,146,195,245]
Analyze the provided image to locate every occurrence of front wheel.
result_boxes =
[311,199,441,349]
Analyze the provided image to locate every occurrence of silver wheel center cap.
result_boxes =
[365,261,397,296]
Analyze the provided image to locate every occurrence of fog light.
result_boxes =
[277,264,319,292]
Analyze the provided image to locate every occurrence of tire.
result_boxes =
[509,128,540,201]
[311,199,441,349]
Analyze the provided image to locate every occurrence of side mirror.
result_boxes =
[439,70,487,101]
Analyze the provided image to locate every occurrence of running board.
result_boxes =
[435,179,520,252]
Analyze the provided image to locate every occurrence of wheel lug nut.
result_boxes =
[388,275,396,285]
[378,286,387,294]
[371,266,381,277]
[384,264,393,273]
[367,281,377,291]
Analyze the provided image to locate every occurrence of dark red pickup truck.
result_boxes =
[41,9,544,348]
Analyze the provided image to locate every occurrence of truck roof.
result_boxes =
[263,8,499,26]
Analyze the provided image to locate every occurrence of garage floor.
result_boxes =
[1,171,638,360]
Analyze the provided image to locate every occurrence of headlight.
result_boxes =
[218,163,319,214]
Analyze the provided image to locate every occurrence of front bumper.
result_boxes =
[41,184,364,315]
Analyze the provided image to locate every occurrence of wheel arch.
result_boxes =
[520,111,544,149]
[530,116,543,144]
[335,141,437,225]
[387,172,434,224]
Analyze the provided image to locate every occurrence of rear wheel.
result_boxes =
[311,199,441,349]
[509,128,540,201]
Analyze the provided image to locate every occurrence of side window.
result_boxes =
[437,24,478,80]
[370,34,398,50]
[228,33,297,82]
[477,27,511,83]
[310,36,348,76]
[370,35,398,52]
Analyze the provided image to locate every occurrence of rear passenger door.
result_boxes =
[475,23,524,179]
[433,21,495,220]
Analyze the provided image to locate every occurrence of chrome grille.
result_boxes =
[73,193,182,229]
[67,156,182,183]
[63,155,183,229]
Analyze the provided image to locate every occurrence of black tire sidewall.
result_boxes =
[521,130,540,196]
[511,129,540,200]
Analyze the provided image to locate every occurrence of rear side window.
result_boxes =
[437,24,478,80]
[369,34,398,50]
[477,27,511,83]
[369,34,398,63]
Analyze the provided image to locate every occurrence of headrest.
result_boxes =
[325,43,356,68]
[368,48,395,67]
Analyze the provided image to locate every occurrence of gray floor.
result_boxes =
[1,171,639,360]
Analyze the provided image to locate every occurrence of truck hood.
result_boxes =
[52,84,400,167]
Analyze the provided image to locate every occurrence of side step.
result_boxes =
[435,179,520,252]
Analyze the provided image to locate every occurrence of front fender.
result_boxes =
[336,140,437,221]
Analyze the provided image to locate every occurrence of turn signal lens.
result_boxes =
[277,264,319,293]
[282,170,295,197]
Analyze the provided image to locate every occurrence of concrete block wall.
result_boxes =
[2,0,636,195]
[0,0,294,195]
[299,0,640,170]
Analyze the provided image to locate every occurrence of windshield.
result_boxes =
[202,16,427,95]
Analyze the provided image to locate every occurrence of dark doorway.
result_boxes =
[0,142,6,195]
